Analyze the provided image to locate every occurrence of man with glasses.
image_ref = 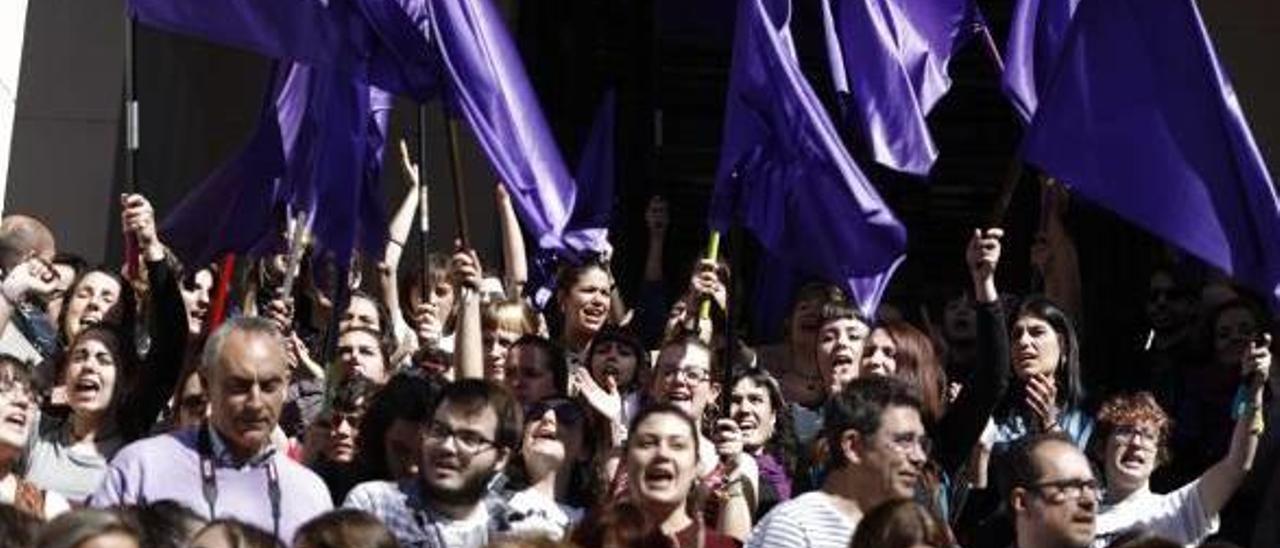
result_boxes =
[1009,432,1099,548]
[1089,341,1266,548]
[346,379,523,547]
[748,375,928,548]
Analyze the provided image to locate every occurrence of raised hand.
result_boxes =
[572,367,623,424]
[398,139,420,188]
[966,227,1003,303]
[690,259,728,312]
[121,193,165,261]
[1025,372,1060,432]
[645,196,669,238]
[712,418,746,465]
[1243,332,1272,387]
[1,257,60,304]
[449,242,482,290]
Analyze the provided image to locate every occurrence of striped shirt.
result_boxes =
[747,491,857,548]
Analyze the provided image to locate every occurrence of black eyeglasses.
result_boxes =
[1028,478,1100,503]
[424,422,496,455]
[526,399,585,426]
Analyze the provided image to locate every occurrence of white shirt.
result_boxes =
[1092,480,1219,548]
[747,491,857,548]
[505,488,582,541]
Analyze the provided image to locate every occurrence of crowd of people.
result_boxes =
[0,161,1274,548]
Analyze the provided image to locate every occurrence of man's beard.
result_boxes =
[422,468,494,507]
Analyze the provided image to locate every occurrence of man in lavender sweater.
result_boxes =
[89,317,332,541]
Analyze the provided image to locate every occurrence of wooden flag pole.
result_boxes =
[445,117,471,248]
[418,104,431,302]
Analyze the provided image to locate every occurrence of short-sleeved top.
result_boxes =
[24,413,124,504]
[1091,480,1219,548]
[747,491,857,548]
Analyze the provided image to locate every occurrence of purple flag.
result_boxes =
[129,0,439,99]
[148,0,578,268]
[1022,0,1280,306]
[162,63,390,269]
[1002,0,1080,122]
[820,0,981,176]
[429,0,575,251]
[712,0,907,316]
[563,90,617,258]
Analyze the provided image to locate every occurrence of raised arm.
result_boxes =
[1197,333,1270,514]
[384,140,422,270]
[936,228,1012,476]
[450,245,484,380]
[0,259,59,337]
[636,196,671,345]
[120,193,190,440]
[496,184,527,298]
[1032,179,1082,321]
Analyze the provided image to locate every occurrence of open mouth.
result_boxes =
[665,390,693,403]
[1119,448,1147,469]
[832,353,856,368]
[71,376,102,397]
[2,413,27,429]
[582,305,607,325]
[643,466,677,489]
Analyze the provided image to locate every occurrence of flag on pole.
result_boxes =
[1022,0,1280,307]
[147,0,579,268]
[1002,0,1080,122]
[564,89,617,259]
[712,0,906,316]
[429,0,576,251]
[820,0,981,176]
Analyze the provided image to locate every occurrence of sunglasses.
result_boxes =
[525,399,585,426]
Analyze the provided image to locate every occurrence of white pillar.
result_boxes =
[0,0,31,216]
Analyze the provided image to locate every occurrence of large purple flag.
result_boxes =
[1022,0,1280,306]
[147,0,578,267]
[712,0,907,316]
[820,0,981,176]
[1002,0,1080,122]
[162,63,390,269]
[429,0,575,251]
[563,90,617,258]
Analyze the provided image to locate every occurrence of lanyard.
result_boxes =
[196,425,282,540]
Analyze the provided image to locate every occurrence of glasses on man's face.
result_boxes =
[660,365,710,384]
[886,432,931,457]
[1111,424,1159,446]
[1029,478,1100,504]
[424,421,496,455]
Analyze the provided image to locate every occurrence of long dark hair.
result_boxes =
[998,296,1085,420]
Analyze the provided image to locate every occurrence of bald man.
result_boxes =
[0,214,58,363]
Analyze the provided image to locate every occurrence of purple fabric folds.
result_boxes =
[429,0,576,252]
[820,0,980,176]
[1022,0,1280,306]
[564,89,617,259]
[1002,0,1080,122]
[145,0,579,269]
[711,0,906,317]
